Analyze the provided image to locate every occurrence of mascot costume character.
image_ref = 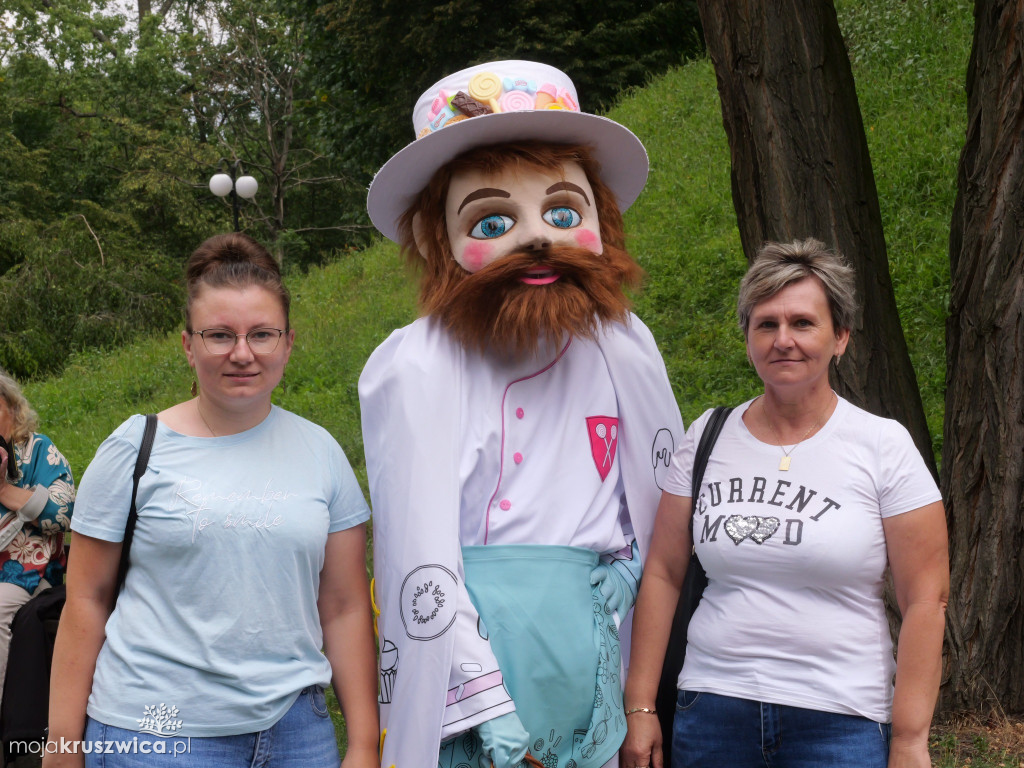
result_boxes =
[359,60,684,768]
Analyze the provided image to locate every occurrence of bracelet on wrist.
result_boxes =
[624,706,657,717]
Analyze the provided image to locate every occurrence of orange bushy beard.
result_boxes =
[399,142,645,358]
[435,241,642,359]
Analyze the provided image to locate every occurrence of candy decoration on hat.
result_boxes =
[556,88,579,112]
[502,76,537,93]
[499,90,535,112]
[428,106,458,132]
[428,89,451,121]
[420,70,583,139]
[534,83,557,108]
[468,71,502,102]
[450,91,491,118]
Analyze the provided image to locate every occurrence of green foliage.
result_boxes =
[0,20,224,378]
[301,0,703,180]
[0,0,376,379]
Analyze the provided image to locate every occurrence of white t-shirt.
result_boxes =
[662,396,941,722]
[71,407,370,736]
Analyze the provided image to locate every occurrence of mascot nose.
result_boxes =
[520,229,552,251]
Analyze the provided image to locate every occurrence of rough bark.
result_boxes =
[941,0,1024,715]
[695,0,936,475]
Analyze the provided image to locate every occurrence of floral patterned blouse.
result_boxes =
[0,432,75,593]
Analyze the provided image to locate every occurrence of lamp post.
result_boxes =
[209,159,258,232]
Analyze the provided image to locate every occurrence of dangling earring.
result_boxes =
[191,379,198,397]
[834,354,842,368]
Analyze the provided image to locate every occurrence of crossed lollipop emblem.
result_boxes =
[586,417,620,482]
[595,422,617,468]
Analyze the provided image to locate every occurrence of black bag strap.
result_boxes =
[113,413,157,605]
[655,404,734,767]
[690,405,733,536]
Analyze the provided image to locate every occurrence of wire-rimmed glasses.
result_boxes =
[191,327,285,355]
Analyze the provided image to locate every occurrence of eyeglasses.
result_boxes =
[191,328,285,355]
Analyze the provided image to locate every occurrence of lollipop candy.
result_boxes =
[468,71,502,103]
[499,90,535,112]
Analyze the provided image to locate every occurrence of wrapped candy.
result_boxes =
[450,91,491,118]
[502,76,537,93]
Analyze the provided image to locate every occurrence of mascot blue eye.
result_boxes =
[543,207,582,229]
[470,215,515,239]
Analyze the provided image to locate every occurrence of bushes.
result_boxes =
[0,216,183,379]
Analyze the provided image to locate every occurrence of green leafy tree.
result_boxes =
[198,0,370,266]
[302,0,703,180]
[0,1,223,378]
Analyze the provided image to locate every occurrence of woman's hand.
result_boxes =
[41,739,85,768]
[340,742,380,768]
[886,734,932,768]
[620,711,664,768]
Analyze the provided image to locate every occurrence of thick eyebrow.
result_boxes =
[457,187,510,214]
[545,181,591,206]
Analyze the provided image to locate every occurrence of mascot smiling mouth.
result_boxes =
[435,244,641,358]
[521,267,561,285]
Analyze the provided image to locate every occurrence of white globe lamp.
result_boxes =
[235,175,259,200]
[209,173,233,198]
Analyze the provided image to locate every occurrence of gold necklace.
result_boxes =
[761,392,835,471]
[196,400,218,437]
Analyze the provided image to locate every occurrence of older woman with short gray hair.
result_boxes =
[622,238,948,768]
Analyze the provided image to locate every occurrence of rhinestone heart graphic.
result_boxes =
[725,515,780,545]
[750,517,780,543]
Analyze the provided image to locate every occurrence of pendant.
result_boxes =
[779,455,791,471]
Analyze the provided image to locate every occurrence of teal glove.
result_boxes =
[590,539,642,614]
[474,712,531,768]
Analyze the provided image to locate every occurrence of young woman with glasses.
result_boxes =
[45,233,379,768]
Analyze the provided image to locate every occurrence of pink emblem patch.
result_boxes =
[586,416,619,482]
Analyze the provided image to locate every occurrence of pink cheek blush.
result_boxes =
[574,229,601,254]
[460,241,494,272]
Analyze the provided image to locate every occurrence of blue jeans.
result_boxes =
[673,690,891,768]
[82,686,340,768]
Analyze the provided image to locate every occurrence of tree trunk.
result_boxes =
[941,0,1024,715]
[695,0,936,475]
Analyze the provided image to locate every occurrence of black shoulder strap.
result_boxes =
[114,414,158,605]
[690,406,733,534]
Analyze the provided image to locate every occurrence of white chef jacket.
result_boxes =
[359,314,684,768]
[459,334,630,551]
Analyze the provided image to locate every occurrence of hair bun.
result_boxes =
[184,233,290,331]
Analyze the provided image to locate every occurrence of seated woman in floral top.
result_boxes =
[0,370,75,692]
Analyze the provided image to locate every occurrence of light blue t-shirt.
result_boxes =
[71,407,370,736]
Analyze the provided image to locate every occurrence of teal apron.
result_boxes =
[438,545,625,768]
